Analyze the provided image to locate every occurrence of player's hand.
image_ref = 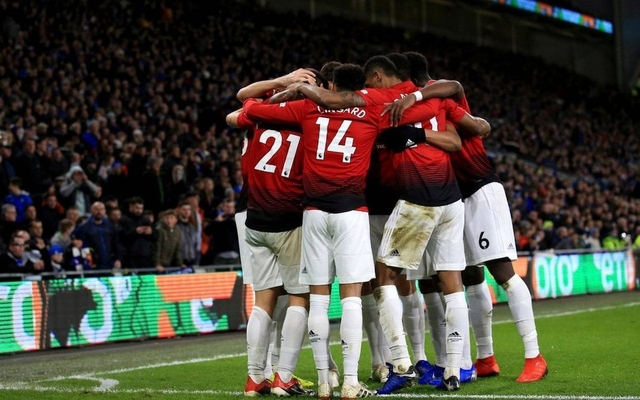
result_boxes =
[378,126,426,152]
[278,68,315,87]
[381,95,417,127]
[269,89,301,104]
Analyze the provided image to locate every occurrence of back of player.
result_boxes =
[243,64,379,398]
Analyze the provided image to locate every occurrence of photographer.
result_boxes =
[120,197,155,270]
[59,165,102,217]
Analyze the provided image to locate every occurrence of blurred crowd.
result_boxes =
[0,0,638,278]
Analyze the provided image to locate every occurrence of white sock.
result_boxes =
[362,294,386,366]
[461,325,473,370]
[467,281,494,360]
[247,306,272,382]
[375,285,412,372]
[503,275,540,358]
[443,292,468,380]
[401,290,427,362]
[341,297,363,386]
[278,306,308,383]
[269,295,288,373]
[264,321,275,378]
[309,294,331,383]
[424,291,447,366]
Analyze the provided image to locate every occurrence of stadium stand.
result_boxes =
[0,0,638,279]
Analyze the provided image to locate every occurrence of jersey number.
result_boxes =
[315,117,357,163]
[478,231,490,250]
[254,129,300,178]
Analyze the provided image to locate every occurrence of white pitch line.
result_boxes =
[7,300,640,391]
[0,385,638,400]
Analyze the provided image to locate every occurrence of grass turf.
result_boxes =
[1,290,639,399]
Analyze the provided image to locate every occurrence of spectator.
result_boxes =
[176,201,198,266]
[21,205,38,231]
[154,209,183,272]
[164,165,189,209]
[0,139,16,199]
[63,235,93,272]
[49,245,65,277]
[59,166,102,217]
[27,219,50,269]
[65,206,80,226]
[0,203,19,247]
[4,177,33,224]
[12,138,45,195]
[50,219,75,251]
[199,177,221,219]
[184,191,205,264]
[584,228,602,250]
[39,193,65,242]
[120,197,154,269]
[203,199,239,265]
[0,234,45,276]
[103,162,129,204]
[140,157,164,217]
[73,202,121,270]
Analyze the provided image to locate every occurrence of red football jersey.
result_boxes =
[235,113,254,213]
[427,80,500,198]
[360,81,463,207]
[237,112,305,232]
[244,98,380,213]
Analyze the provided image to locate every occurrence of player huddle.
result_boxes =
[227,51,548,399]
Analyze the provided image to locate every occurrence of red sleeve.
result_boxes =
[236,112,254,129]
[244,99,306,125]
[443,99,467,124]
[355,88,388,106]
[384,99,439,128]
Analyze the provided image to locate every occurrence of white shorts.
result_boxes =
[377,199,466,272]
[369,214,389,262]
[235,210,252,284]
[300,209,376,285]
[463,182,518,266]
[406,249,434,280]
[245,226,308,294]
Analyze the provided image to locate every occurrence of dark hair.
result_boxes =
[9,177,22,188]
[305,68,329,89]
[385,53,412,82]
[129,196,144,205]
[363,55,400,80]
[333,64,366,92]
[319,61,342,83]
[403,51,430,87]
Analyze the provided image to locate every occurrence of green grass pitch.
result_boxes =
[1,291,640,399]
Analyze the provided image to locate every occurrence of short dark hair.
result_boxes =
[385,53,412,82]
[403,51,430,87]
[333,64,366,92]
[306,68,329,89]
[9,177,22,188]
[363,55,400,80]
[320,61,342,83]
[129,196,144,206]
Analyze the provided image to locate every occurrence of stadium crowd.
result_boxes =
[0,0,638,278]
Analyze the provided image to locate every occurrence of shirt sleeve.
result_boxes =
[236,112,255,129]
[443,99,468,124]
[244,98,305,125]
[380,99,439,129]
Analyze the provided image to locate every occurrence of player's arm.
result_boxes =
[456,114,491,138]
[243,98,303,126]
[226,108,255,129]
[443,99,490,138]
[382,80,464,126]
[285,82,366,109]
[237,68,316,102]
[268,89,304,104]
[226,109,242,128]
[424,122,461,152]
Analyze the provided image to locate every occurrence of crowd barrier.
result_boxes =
[0,249,636,354]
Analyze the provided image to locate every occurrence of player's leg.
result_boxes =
[462,265,497,377]
[417,276,446,382]
[397,274,427,365]
[465,183,546,382]
[299,210,334,397]
[244,228,286,396]
[332,210,377,398]
[365,214,391,382]
[375,200,437,394]
[269,228,315,396]
[428,200,470,391]
[487,258,547,382]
